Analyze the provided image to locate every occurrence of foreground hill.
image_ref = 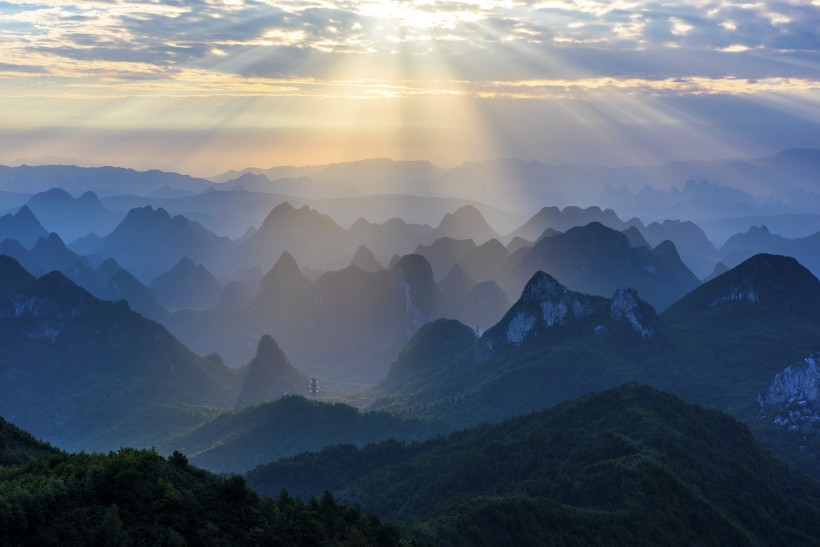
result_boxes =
[0,417,399,546]
[173,395,441,473]
[248,384,820,546]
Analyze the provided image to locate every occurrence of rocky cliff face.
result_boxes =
[759,354,820,433]
[479,271,664,355]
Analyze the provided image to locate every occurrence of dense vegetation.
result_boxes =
[174,395,443,473]
[369,255,820,479]
[249,384,820,546]
[0,417,399,546]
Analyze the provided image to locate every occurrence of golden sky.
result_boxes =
[1,0,819,175]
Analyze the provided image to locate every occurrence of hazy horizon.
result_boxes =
[2,1,819,177]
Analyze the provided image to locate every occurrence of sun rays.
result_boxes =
[0,0,819,175]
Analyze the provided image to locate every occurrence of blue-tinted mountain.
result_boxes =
[438,263,475,301]
[664,253,820,322]
[215,281,255,309]
[235,335,308,407]
[240,202,354,272]
[454,280,510,331]
[349,244,382,272]
[65,257,167,321]
[456,238,509,282]
[375,271,666,415]
[412,237,477,280]
[252,250,312,311]
[150,257,223,310]
[377,319,477,395]
[249,384,820,547]
[509,205,628,241]
[500,222,699,311]
[601,179,766,221]
[0,261,242,451]
[0,206,47,248]
[0,233,80,277]
[641,219,718,278]
[165,253,450,383]
[622,225,650,248]
[0,164,212,196]
[0,255,35,299]
[432,205,498,244]
[30,232,80,273]
[276,254,447,382]
[372,254,820,481]
[719,225,786,264]
[348,217,434,261]
[25,188,123,242]
[88,206,234,282]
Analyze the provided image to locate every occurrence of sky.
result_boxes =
[1,0,819,176]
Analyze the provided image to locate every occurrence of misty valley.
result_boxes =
[0,155,819,545]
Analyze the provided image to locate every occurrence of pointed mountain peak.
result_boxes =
[480,272,608,350]
[609,288,664,338]
[95,258,123,279]
[390,253,434,279]
[256,334,287,362]
[520,271,578,304]
[349,244,382,272]
[172,256,197,270]
[434,205,497,242]
[15,205,37,220]
[665,253,820,320]
[237,334,306,405]
[0,255,35,296]
[123,205,171,223]
[440,263,476,300]
[622,225,650,249]
[255,251,311,308]
[349,217,373,232]
[652,239,683,261]
[267,250,302,279]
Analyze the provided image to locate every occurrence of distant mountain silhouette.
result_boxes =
[215,281,255,309]
[0,165,212,196]
[348,217,434,262]
[432,205,498,244]
[413,237,477,280]
[240,202,353,272]
[349,244,382,272]
[88,206,233,281]
[0,254,35,298]
[438,263,476,301]
[499,222,699,310]
[150,257,223,310]
[454,280,510,331]
[622,225,650,248]
[456,238,509,282]
[25,188,123,242]
[252,251,311,311]
[719,225,785,264]
[509,206,628,241]
[0,206,47,248]
[641,219,718,278]
[235,334,308,406]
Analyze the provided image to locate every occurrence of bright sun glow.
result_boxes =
[0,0,818,175]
